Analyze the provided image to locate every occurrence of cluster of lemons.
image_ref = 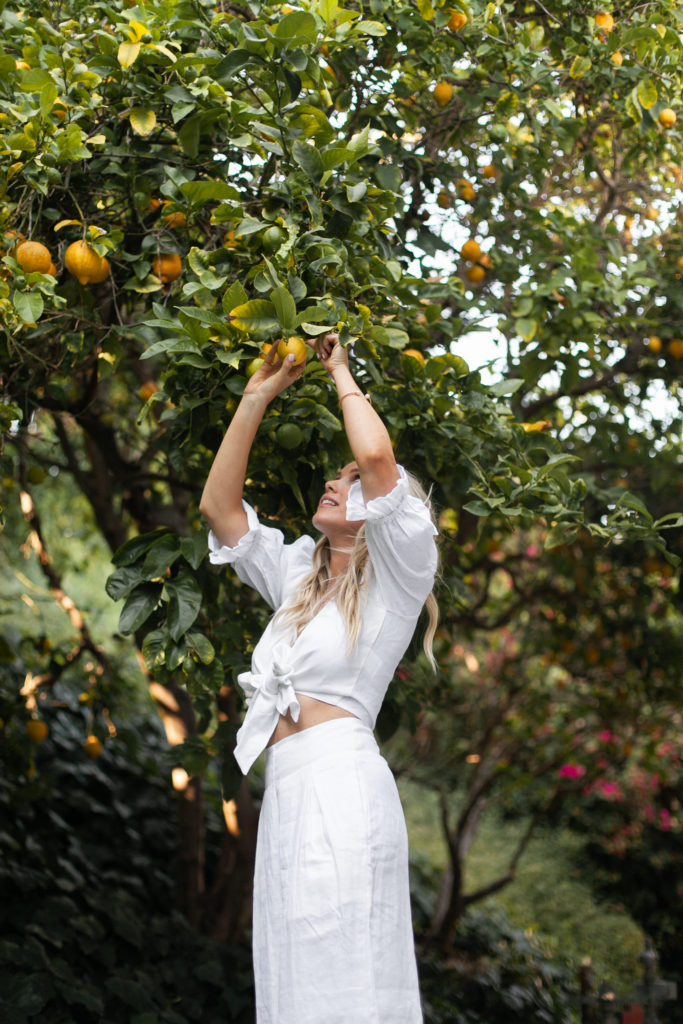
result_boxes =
[10,237,110,285]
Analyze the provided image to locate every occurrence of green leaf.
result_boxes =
[463,500,493,517]
[112,529,170,566]
[181,180,240,204]
[229,299,278,332]
[356,20,387,36]
[345,180,367,202]
[166,574,203,641]
[319,0,339,24]
[141,628,168,670]
[292,140,324,182]
[186,631,215,664]
[106,566,145,601]
[119,584,162,634]
[222,281,248,315]
[625,86,642,123]
[40,81,58,116]
[274,11,318,42]
[118,41,141,69]
[214,49,265,81]
[13,290,44,324]
[544,522,578,549]
[489,378,525,397]
[129,108,157,136]
[494,91,518,117]
[180,531,209,569]
[374,163,401,191]
[516,317,538,342]
[569,55,592,78]
[271,286,297,330]
[636,78,658,109]
[142,535,181,578]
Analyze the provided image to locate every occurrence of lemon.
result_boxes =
[84,734,103,758]
[460,239,482,262]
[276,423,304,449]
[152,253,182,284]
[276,336,307,365]
[16,241,52,274]
[26,720,48,743]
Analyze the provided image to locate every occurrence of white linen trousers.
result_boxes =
[253,716,424,1024]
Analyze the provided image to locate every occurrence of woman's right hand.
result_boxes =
[243,344,305,403]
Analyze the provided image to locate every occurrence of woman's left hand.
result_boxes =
[311,333,349,374]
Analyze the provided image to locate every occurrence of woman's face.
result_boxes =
[312,462,364,537]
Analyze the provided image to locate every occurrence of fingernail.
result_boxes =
[288,354,294,361]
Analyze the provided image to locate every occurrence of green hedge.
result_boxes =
[0,689,253,1024]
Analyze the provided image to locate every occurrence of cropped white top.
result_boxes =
[207,466,438,774]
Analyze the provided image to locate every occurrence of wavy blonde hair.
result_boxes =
[274,470,440,671]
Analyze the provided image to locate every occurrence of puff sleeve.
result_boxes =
[345,465,438,615]
[207,499,315,611]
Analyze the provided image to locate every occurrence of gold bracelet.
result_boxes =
[339,387,366,403]
[339,390,369,405]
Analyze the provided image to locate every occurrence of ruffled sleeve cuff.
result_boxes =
[346,465,414,523]
[207,500,261,565]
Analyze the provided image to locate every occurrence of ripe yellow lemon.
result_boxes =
[647,335,662,353]
[16,240,52,274]
[433,81,453,107]
[610,51,623,66]
[595,12,614,32]
[481,163,499,179]
[466,264,486,283]
[458,182,476,201]
[644,205,658,221]
[84,734,103,758]
[276,335,307,365]
[448,11,467,30]
[15,59,30,70]
[26,720,49,743]
[668,339,683,359]
[402,348,426,365]
[65,240,110,285]
[162,201,186,228]
[658,108,676,128]
[460,239,482,262]
[437,188,452,209]
[152,253,182,284]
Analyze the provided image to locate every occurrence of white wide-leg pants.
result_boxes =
[252,716,424,1024]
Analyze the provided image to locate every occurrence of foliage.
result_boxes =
[419,906,580,1024]
[0,680,254,1024]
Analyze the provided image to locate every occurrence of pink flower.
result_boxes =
[598,730,616,744]
[595,779,622,800]
[659,809,671,831]
[559,763,586,780]
[526,544,539,557]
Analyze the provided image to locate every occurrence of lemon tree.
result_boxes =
[1,0,683,959]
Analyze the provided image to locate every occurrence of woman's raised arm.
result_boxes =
[315,333,399,502]
[199,347,305,548]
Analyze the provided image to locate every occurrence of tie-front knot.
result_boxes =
[233,643,301,774]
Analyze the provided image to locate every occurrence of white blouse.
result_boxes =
[208,465,438,774]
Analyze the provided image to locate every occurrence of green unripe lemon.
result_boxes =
[276,423,304,449]
[245,357,264,378]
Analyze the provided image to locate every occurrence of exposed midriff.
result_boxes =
[267,693,360,747]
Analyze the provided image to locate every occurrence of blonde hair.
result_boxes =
[274,469,440,671]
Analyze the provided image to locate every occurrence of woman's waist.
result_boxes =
[264,713,380,785]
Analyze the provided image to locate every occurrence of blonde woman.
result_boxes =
[200,333,438,1024]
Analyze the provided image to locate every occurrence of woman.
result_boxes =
[200,334,439,1024]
